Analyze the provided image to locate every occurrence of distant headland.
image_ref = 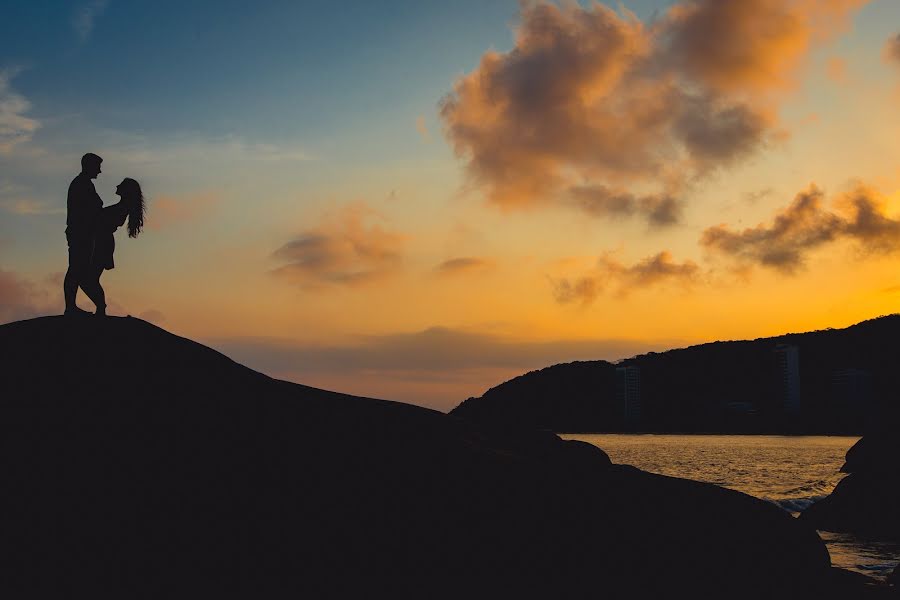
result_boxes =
[452,315,900,435]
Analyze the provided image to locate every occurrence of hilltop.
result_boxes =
[452,315,900,434]
[0,316,881,597]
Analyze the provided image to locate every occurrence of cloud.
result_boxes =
[0,198,64,216]
[210,327,678,410]
[742,188,775,205]
[434,257,492,277]
[147,192,218,231]
[0,180,62,215]
[552,276,601,306]
[137,309,166,324]
[826,56,848,83]
[415,115,431,142]
[73,0,109,42]
[552,250,699,304]
[271,203,405,289]
[569,185,682,227]
[701,183,900,273]
[0,71,40,153]
[0,268,57,324]
[885,33,900,66]
[440,0,866,217]
[106,134,312,166]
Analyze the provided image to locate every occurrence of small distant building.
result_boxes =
[831,368,874,424]
[774,344,801,414]
[725,401,757,415]
[616,365,641,424]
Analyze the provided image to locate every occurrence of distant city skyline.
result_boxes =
[2,0,900,410]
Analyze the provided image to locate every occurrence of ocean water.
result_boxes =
[561,434,900,580]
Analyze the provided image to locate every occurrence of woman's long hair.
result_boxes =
[120,178,146,238]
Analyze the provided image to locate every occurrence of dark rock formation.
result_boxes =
[0,316,860,598]
[801,432,900,539]
[453,315,900,434]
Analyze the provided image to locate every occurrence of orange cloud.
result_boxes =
[271,203,405,289]
[434,257,493,277]
[147,192,218,231]
[440,0,867,217]
[701,184,900,273]
[213,327,675,410]
[665,0,865,92]
[885,33,900,66]
[570,185,682,227]
[0,198,64,216]
[0,267,56,323]
[826,56,848,83]
[552,251,699,304]
[415,115,431,141]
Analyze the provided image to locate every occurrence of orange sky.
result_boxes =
[3,1,900,410]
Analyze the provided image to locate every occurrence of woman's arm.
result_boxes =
[100,203,128,231]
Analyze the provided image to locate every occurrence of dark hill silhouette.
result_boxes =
[452,315,900,434]
[0,316,885,597]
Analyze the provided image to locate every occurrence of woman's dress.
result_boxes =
[93,202,128,270]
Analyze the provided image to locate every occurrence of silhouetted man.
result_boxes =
[63,153,106,315]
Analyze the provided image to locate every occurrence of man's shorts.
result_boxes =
[66,232,94,273]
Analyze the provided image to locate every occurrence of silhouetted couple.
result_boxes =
[63,153,146,317]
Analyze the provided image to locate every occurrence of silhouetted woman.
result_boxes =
[90,178,146,316]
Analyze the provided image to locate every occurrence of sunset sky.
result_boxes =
[3,0,900,410]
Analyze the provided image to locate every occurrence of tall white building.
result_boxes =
[615,365,641,424]
[774,344,800,414]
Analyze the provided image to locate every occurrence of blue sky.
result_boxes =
[3,1,900,409]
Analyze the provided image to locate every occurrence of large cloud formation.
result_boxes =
[440,0,867,223]
[552,250,699,304]
[701,184,900,273]
[271,204,405,288]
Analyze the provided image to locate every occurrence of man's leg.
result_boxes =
[63,266,78,311]
[80,266,106,316]
[64,238,91,315]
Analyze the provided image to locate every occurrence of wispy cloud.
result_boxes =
[211,327,677,410]
[137,309,166,325]
[551,251,700,305]
[569,185,683,228]
[826,56,849,83]
[440,0,867,218]
[415,115,431,142]
[147,192,219,231]
[73,0,109,43]
[271,203,406,289]
[0,70,40,154]
[0,198,64,216]
[701,183,900,274]
[433,257,492,277]
[885,33,900,66]
[0,268,57,323]
[99,133,313,166]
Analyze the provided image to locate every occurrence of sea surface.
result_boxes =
[561,434,900,580]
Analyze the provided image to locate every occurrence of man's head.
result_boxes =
[81,153,103,179]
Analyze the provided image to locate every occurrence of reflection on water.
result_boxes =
[820,532,900,579]
[561,434,899,580]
